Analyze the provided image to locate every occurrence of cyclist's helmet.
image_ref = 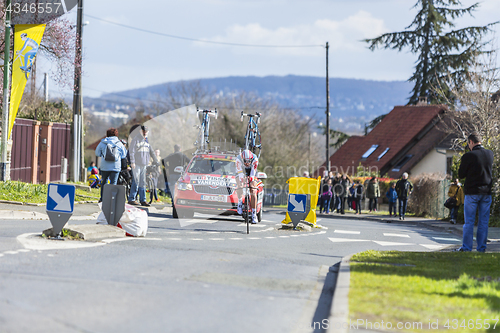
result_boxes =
[242,150,254,165]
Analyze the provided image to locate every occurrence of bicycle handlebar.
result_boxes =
[240,111,261,123]
[197,108,218,119]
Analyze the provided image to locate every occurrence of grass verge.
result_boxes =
[349,251,500,332]
[0,181,100,204]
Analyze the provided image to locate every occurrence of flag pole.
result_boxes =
[1,0,12,181]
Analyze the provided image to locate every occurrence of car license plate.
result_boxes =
[201,195,226,202]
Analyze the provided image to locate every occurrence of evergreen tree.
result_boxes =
[364,0,497,105]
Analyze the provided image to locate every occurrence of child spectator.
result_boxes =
[386,183,398,217]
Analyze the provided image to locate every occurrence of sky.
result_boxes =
[36,0,500,99]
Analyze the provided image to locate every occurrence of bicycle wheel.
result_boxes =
[253,130,262,158]
[147,177,154,204]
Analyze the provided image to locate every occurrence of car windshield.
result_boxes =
[187,158,236,175]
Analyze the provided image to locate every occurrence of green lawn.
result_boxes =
[349,251,500,333]
[0,181,100,204]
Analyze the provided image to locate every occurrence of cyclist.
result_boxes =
[235,149,260,224]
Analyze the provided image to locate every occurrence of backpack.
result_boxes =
[104,143,119,162]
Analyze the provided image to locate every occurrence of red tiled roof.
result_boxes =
[326,105,447,176]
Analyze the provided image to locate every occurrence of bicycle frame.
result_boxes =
[240,111,262,158]
[195,108,218,152]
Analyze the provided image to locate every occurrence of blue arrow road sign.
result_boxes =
[46,184,76,213]
[288,194,307,213]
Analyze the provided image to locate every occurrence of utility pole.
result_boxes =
[1,0,12,181]
[71,0,83,182]
[44,73,49,102]
[325,42,331,171]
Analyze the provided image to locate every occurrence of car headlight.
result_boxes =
[177,182,193,191]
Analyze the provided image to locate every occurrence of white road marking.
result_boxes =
[237,223,267,228]
[265,237,276,239]
[432,237,460,242]
[383,233,410,238]
[209,238,224,241]
[421,244,447,250]
[190,238,203,241]
[279,236,290,238]
[334,230,360,235]
[4,251,19,255]
[248,237,261,240]
[166,238,182,241]
[229,238,243,240]
[0,254,3,257]
[328,238,370,243]
[373,241,415,246]
[17,249,30,253]
[165,232,179,234]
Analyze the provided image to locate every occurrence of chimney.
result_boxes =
[417,96,428,106]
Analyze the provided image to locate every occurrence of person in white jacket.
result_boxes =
[95,128,127,202]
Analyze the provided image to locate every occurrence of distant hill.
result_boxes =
[99,75,413,133]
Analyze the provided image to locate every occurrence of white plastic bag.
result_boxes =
[95,203,148,237]
[117,204,148,237]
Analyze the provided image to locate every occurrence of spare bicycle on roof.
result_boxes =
[240,111,262,158]
[194,108,218,153]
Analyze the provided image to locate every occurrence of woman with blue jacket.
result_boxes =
[95,128,127,202]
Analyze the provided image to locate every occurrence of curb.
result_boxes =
[328,254,353,333]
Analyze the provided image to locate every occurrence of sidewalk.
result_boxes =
[316,210,500,252]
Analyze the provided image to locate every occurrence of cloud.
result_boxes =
[198,11,388,55]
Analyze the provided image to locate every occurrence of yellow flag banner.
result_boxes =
[9,24,46,138]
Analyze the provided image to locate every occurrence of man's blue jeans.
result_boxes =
[463,194,491,252]
[398,198,408,218]
[128,165,147,203]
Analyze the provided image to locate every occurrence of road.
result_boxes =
[0,209,462,333]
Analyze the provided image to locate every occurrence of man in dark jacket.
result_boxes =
[163,144,190,202]
[338,174,350,214]
[456,133,494,252]
[396,172,413,220]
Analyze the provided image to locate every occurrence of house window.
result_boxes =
[361,145,379,159]
[392,155,413,172]
[377,148,390,161]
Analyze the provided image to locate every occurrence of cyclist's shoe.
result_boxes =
[251,214,258,224]
[237,202,243,215]
[141,202,151,207]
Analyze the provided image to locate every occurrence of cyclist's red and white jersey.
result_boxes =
[235,154,258,182]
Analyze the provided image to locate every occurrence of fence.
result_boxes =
[408,177,450,219]
[8,118,71,183]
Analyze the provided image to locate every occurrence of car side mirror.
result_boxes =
[174,166,184,173]
[256,172,267,179]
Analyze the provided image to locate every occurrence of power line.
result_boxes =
[85,14,324,48]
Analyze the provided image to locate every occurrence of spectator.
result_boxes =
[366,176,380,212]
[348,183,356,211]
[319,178,332,214]
[163,144,190,203]
[88,168,101,189]
[385,182,398,217]
[456,133,493,252]
[128,125,158,207]
[94,128,127,202]
[354,181,363,215]
[331,172,342,213]
[396,172,413,220]
[447,179,464,224]
[87,161,98,174]
[302,171,310,178]
[339,174,350,214]
[151,149,162,203]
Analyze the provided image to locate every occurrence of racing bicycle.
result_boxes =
[194,108,218,152]
[240,111,262,158]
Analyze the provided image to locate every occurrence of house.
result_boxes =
[321,104,459,178]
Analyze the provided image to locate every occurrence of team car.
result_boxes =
[172,152,266,220]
